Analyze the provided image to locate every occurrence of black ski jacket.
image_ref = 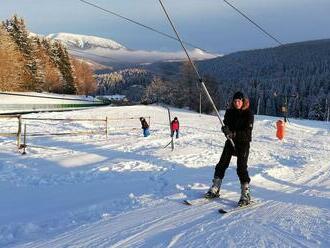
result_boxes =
[140,119,149,129]
[223,99,254,143]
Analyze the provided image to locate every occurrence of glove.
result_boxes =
[221,126,235,139]
[221,126,230,135]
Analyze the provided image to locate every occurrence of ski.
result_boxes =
[183,196,236,206]
[183,197,213,206]
[218,200,261,214]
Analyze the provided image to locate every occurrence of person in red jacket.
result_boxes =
[170,117,179,139]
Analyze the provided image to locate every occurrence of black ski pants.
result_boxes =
[214,140,251,184]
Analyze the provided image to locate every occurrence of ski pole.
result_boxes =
[163,140,173,149]
[158,0,235,149]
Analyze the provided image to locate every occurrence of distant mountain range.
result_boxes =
[47,33,218,65]
[95,38,329,120]
[42,31,330,120]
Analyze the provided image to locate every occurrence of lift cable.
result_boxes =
[223,0,283,46]
[158,0,235,149]
[78,0,215,54]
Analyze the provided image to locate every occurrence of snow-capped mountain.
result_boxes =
[47,32,218,64]
[46,33,126,50]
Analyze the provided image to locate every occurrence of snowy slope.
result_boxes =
[0,105,329,247]
[0,92,102,114]
[0,92,99,104]
[47,32,218,64]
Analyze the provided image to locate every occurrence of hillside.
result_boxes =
[197,39,330,81]
[143,39,330,120]
[0,105,329,247]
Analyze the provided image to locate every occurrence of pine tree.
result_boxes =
[177,62,200,110]
[0,23,26,91]
[201,75,222,113]
[71,58,97,95]
[3,15,44,91]
[49,41,77,94]
[143,77,170,104]
[37,37,62,92]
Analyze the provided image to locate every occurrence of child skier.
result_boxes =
[139,117,150,137]
[170,117,180,139]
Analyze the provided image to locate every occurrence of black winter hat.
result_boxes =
[233,91,244,101]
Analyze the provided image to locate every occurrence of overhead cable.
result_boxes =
[223,0,283,46]
[158,0,235,149]
[78,0,213,54]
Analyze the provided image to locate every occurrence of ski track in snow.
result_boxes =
[0,105,329,247]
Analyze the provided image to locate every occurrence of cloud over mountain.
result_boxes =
[47,32,219,64]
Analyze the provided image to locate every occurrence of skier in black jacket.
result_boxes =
[140,117,150,137]
[205,91,254,206]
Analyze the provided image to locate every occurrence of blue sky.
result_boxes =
[1,0,330,54]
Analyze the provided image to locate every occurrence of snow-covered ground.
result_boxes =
[0,92,102,114]
[0,105,329,247]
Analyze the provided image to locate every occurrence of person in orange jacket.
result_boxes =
[170,117,179,139]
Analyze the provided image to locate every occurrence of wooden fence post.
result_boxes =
[17,115,22,148]
[105,117,108,139]
[22,124,27,155]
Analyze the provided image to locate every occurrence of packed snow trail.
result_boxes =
[0,105,329,247]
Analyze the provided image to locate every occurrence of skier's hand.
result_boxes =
[221,126,230,135]
[221,126,235,139]
[227,131,236,139]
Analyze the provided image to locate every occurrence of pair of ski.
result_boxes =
[183,196,259,214]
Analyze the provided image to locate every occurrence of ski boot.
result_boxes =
[238,182,251,207]
[204,178,222,199]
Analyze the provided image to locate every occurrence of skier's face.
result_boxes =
[233,99,243,109]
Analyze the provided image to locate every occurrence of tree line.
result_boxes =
[96,62,221,114]
[95,38,330,121]
[140,40,330,121]
[196,40,330,120]
[96,68,153,102]
[0,15,96,95]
